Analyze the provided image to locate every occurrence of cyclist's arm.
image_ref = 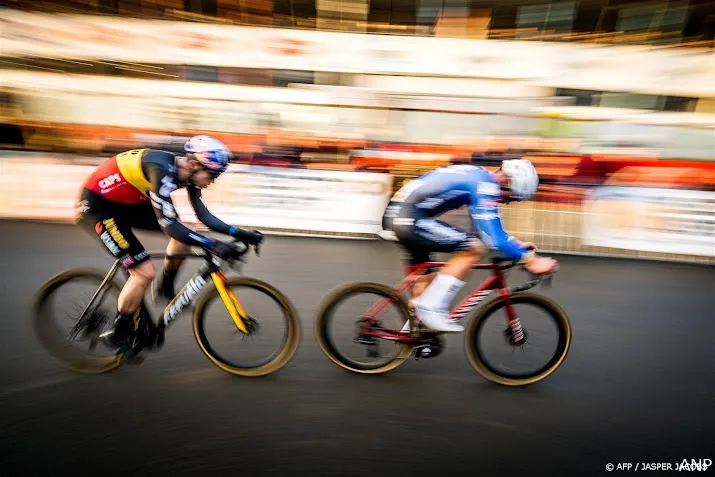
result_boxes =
[468,182,533,263]
[187,186,233,235]
[145,164,216,248]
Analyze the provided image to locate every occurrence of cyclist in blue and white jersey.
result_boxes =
[381,160,558,333]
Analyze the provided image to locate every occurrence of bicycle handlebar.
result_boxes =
[195,237,261,270]
[510,271,554,293]
[489,256,556,293]
[230,238,259,258]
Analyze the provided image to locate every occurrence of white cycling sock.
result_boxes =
[414,273,465,311]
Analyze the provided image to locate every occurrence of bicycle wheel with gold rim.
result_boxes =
[315,282,415,374]
[192,277,301,377]
[464,292,571,386]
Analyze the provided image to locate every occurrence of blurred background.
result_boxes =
[1,3,714,476]
[0,0,713,260]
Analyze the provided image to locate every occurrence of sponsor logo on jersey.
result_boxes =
[477,181,500,196]
[481,198,500,209]
[77,200,90,214]
[102,218,130,249]
[189,233,211,245]
[393,217,414,226]
[149,192,177,218]
[472,212,498,221]
[159,176,177,196]
[384,204,401,218]
[98,173,123,191]
[99,231,121,255]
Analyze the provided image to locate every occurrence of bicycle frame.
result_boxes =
[359,260,524,344]
[69,251,250,341]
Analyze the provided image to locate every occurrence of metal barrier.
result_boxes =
[440,199,715,265]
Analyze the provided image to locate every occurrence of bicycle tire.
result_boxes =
[464,292,571,386]
[315,282,414,374]
[31,268,123,374]
[192,277,301,377]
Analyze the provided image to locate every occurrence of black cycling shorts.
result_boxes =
[382,202,475,266]
[76,188,161,268]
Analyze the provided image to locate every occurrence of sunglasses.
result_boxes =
[202,167,225,179]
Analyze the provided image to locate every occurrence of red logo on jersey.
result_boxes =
[95,222,103,234]
[84,156,147,204]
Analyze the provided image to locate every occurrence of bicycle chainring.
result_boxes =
[413,334,445,359]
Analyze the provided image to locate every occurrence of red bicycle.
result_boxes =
[315,257,571,386]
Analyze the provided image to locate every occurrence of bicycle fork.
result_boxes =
[500,292,526,345]
[211,271,249,334]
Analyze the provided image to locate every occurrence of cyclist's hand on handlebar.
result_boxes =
[524,256,558,275]
[522,241,538,251]
[230,227,264,245]
[209,239,240,260]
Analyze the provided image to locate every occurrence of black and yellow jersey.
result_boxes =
[82,149,232,248]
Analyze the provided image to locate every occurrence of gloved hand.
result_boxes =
[209,239,239,260]
[230,227,263,245]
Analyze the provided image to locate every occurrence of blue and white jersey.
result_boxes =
[388,164,529,261]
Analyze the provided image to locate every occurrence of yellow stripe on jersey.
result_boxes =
[116,149,152,197]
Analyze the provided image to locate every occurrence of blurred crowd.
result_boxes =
[2,0,714,199]
[12,0,715,48]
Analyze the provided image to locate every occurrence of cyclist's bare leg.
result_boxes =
[440,241,485,282]
[164,238,190,272]
[108,261,156,359]
[411,240,485,301]
[118,260,157,315]
[157,239,191,297]
[411,272,437,301]
[411,240,486,332]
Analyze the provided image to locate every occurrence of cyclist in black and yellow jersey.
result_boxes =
[76,135,263,357]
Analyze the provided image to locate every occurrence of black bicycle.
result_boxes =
[31,240,301,376]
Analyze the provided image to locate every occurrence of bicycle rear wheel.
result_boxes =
[31,268,123,374]
[315,282,414,374]
[464,292,571,386]
[192,277,301,377]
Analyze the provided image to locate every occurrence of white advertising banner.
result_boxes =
[1,10,713,96]
[172,164,394,235]
[0,155,393,236]
[0,156,96,221]
[582,186,715,257]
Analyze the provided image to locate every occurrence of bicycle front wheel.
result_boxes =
[464,292,571,386]
[192,277,301,377]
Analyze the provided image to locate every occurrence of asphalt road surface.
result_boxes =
[1,220,713,477]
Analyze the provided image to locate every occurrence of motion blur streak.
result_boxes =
[0,221,712,476]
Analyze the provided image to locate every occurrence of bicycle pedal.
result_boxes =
[354,335,376,346]
[154,327,166,349]
[119,349,146,365]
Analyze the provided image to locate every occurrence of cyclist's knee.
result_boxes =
[462,238,486,262]
[168,238,191,252]
[127,260,156,284]
[166,239,190,266]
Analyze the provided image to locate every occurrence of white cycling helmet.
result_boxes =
[184,135,232,174]
[500,159,539,201]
